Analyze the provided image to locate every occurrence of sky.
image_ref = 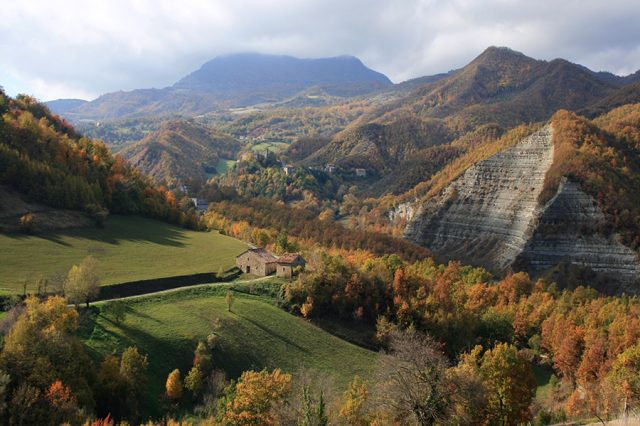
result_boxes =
[2,0,639,101]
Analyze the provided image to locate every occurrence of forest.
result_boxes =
[0,90,200,229]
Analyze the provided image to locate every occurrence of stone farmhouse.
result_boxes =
[235,248,305,278]
[275,253,306,278]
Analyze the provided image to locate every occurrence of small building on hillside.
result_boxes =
[235,248,306,278]
[275,253,306,279]
[236,248,278,276]
[190,198,209,214]
[355,168,367,177]
[326,163,336,173]
[283,165,295,176]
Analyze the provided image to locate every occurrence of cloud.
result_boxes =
[1,0,639,101]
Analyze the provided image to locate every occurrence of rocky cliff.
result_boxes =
[404,124,640,293]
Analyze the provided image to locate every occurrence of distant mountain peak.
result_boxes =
[173,52,391,93]
[472,46,533,66]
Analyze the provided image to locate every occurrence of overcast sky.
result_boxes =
[2,0,639,101]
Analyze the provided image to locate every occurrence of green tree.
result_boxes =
[185,365,204,396]
[119,346,149,419]
[103,300,127,324]
[120,346,149,393]
[300,385,328,426]
[194,340,213,373]
[63,256,100,307]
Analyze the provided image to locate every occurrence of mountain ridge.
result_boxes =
[51,53,393,121]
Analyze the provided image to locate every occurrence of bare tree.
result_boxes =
[374,329,451,426]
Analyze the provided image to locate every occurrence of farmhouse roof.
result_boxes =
[237,247,278,263]
[277,253,303,264]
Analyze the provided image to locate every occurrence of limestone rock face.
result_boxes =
[404,124,640,293]
[405,125,555,271]
[516,179,640,293]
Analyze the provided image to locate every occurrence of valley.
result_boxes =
[3,34,640,425]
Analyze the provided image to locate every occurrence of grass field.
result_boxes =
[215,158,236,175]
[251,141,289,153]
[0,216,248,294]
[206,158,237,179]
[83,283,377,417]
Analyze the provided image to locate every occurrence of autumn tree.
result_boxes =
[46,380,81,425]
[479,343,536,425]
[446,349,489,425]
[223,369,292,425]
[19,212,35,234]
[64,256,100,307]
[0,296,95,423]
[339,375,369,426]
[225,290,235,313]
[166,369,183,402]
[606,342,640,419]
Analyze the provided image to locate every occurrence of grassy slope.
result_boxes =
[0,216,247,294]
[83,284,377,418]
[207,158,237,178]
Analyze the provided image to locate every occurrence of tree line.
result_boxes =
[280,250,640,423]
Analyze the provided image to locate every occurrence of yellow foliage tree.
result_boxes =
[63,256,100,307]
[223,369,292,425]
[339,375,369,425]
[165,369,183,402]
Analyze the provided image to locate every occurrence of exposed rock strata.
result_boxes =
[405,125,555,271]
[516,179,640,293]
[404,124,640,292]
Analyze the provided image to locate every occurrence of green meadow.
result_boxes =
[0,216,248,294]
[83,284,378,417]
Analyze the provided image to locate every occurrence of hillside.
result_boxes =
[56,53,392,121]
[120,120,241,187]
[84,284,378,417]
[0,215,247,294]
[579,82,640,118]
[300,47,622,191]
[0,91,200,227]
[403,105,640,294]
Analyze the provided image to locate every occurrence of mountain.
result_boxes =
[298,47,623,194]
[120,120,241,187]
[583,67,640,87]
[57,53,392,121]
[174,53,392,96]
[579,82,640,118]
[403,106,640,294]
[45,98,88,115]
